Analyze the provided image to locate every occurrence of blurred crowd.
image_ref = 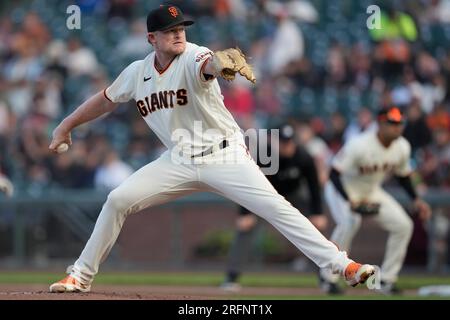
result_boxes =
[0,0,450,195]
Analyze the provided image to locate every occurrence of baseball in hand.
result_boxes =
[56,143,69,154]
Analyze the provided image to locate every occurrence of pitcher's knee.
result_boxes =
[105,189,134,216]
[397,218,414,238]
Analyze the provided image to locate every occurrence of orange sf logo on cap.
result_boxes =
[387,107,402,122]
[168,6,178,18]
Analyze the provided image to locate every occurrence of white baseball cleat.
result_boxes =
[344,262,376,287]
[49,275,91,293]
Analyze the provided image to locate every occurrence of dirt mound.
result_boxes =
[0,284,417,300]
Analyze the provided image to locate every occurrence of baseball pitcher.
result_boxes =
[48,5,375,293]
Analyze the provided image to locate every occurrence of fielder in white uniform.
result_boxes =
[48,5,375,293]
[320,106,431,295]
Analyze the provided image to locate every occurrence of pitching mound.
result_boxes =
[0,284,419,300]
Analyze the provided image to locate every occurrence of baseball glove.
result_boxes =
[211,47,256,83]
[351,202,380,216]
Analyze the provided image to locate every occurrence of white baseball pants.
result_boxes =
[321,182,413,283]
[71,140,354,284]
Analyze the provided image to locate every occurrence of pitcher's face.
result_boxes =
[148,25,186,56]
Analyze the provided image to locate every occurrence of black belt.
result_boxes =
[191,140,229,158]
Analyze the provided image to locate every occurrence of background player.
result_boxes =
[48,5,375,293]
[221,123,334,292]
[320,106,431,295]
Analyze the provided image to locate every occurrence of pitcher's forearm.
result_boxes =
[203,58,217,77]
[61,91,118,131]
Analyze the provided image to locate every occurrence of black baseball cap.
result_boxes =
[377,106,405,125]
[279,124,296,141]
[147,5,194,32]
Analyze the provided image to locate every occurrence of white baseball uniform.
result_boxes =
[69,42,354,285]
[321,130,414,283]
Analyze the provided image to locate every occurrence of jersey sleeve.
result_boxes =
[331,139,360,173]
[394,139,413,176]
[187,46,214,88]
[104,60,141,103]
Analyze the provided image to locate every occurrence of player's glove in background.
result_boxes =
[351,202,380,216]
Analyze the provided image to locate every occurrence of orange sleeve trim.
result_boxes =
[103,88,113,102]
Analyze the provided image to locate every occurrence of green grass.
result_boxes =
[0,271,449,290]
[1,271,450,299]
